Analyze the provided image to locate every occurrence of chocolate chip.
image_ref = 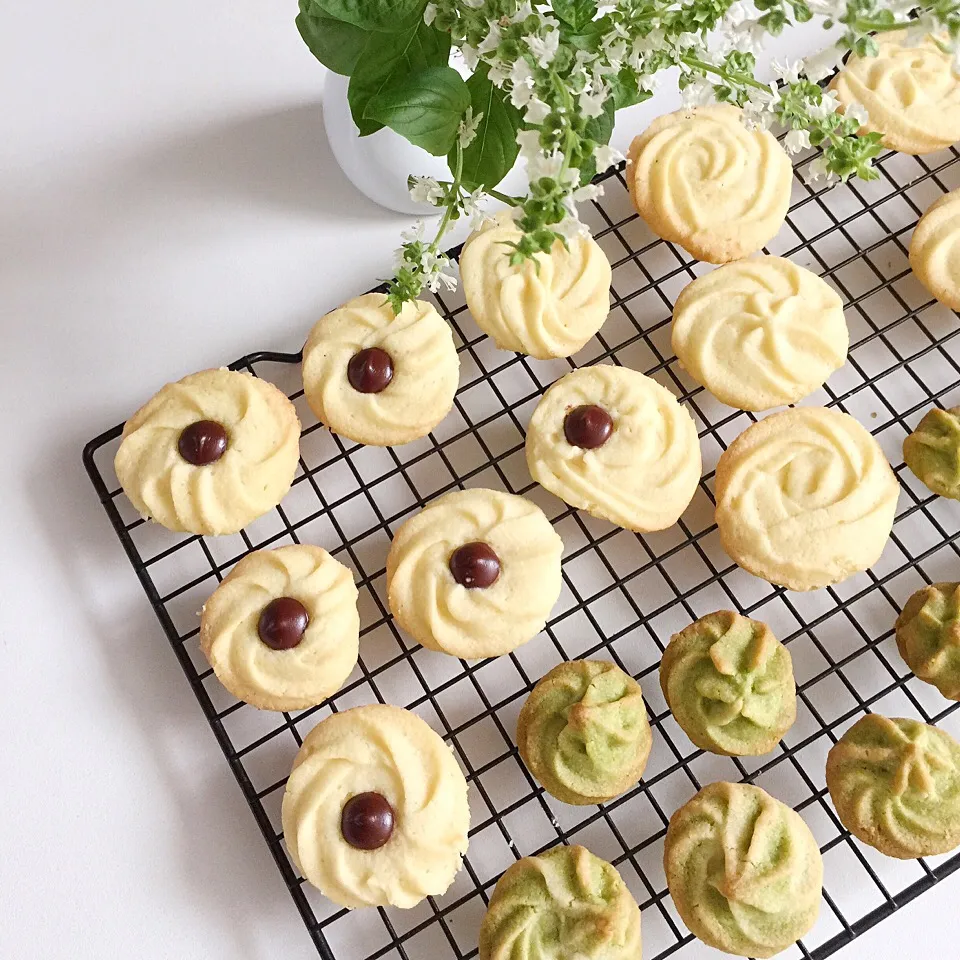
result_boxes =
[449,541,501,589]
[178,420,228,465]
[563,404,613,449]
[341,792,395,850]
[348,348,394,394]
[257,597,309,650]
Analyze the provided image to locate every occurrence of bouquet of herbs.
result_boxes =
[297,0,960,308]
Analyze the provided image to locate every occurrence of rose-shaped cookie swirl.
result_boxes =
[281,705,470,909]
[478,845,642,960]
[114,368,300,535]
[831,32,960,155]
[672,257,848,411]
[664,782,822,958]
[517,660,652,805]
[909,191,960,310]
[903,405,960,498]
[826,715,960,858]
[200,545,359,711]
[386,489,563,659]
[715,407,899,590]
[459,211,612,359]
[302,293,459,446]
[627,104,792,263]
[660,611,796,756]
[525,365,701,532]
[896,583,960,700]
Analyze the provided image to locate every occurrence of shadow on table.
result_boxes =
[27,427,317,960]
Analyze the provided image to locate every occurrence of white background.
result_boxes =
[0,1,952,957]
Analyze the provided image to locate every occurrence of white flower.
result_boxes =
[681,79,715,108]
[527,150,564,182]
[509,57,536,108]
[554,215,589,240]
[524,97,551,125]
[477,22,501,57]
[844,100,869,128]
[742,84,781,130]
[638,73,660,93]
[460,44,480,70]
[802,44,844,83]
[400,221,426,248]
[601,35,628,70]
[460,188,488,230]
[423,2,437,26]
[510,1,534,23]
[578,85,608,118]
[458,107,484,149]
[527,29,559,68]
[772,59,803,85]
[516,129,542,160]
[462,0,484,7]
[594,143,624,173]
[784,128,812,154]
[804,155,837,186]
[573,183,604,203]
[420,249,458,293]
[408,176,445,206]
[488,58,511,86]
[807,89,840,120]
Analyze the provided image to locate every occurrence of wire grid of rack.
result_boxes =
[84,141,960,960]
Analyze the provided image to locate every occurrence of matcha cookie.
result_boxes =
[660,611,796,756]
[896,583,960,700]
[517,660,652,805]
[903,406,960,500]
[479,845,641,960]
[827,714,960,859]
[664,782,822,958]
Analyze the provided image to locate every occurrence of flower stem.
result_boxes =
[680,55,771,92]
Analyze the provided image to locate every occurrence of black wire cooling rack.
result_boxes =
[84,143,960,960]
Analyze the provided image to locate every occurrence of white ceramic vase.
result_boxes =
[323,72,450,216]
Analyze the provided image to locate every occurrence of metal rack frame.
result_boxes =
[84,144,960,960]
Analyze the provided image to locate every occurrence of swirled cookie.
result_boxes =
[664,782,822,958]
[517,660,652,805]
[910,190,960,310]
[479,845,642,960]
[302,294,459,447]
[660,611,796,756]
[627,104,792,263]
[715,407,899,591]
[386,489,563,659]
[114,368,300,536]
[897,583,960,700]
[459,211,612,359]
[831,32,960,155]
[281,704,470,908]
[525,365,701,532]
[826,714,960,858]
[672,257,848,411]
[199,545,359,711]
[903,405,960,499]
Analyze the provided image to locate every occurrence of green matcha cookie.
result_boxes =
[479,845,641,960]
[827,714,960,859]
[664,782,822,959]
[517,660,652,805]
[903,406,960,499]
[660,611,796,756]
[896,583,960,701]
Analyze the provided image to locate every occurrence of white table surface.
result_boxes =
[1,2,953,957]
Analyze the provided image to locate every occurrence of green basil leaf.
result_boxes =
[314,0,425,33]
[579,97,616,184]
[453,64,522,190]
[348,22,451,136]
[365,66,470,156]
[552,0,598,32]
[296,0,368,76]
